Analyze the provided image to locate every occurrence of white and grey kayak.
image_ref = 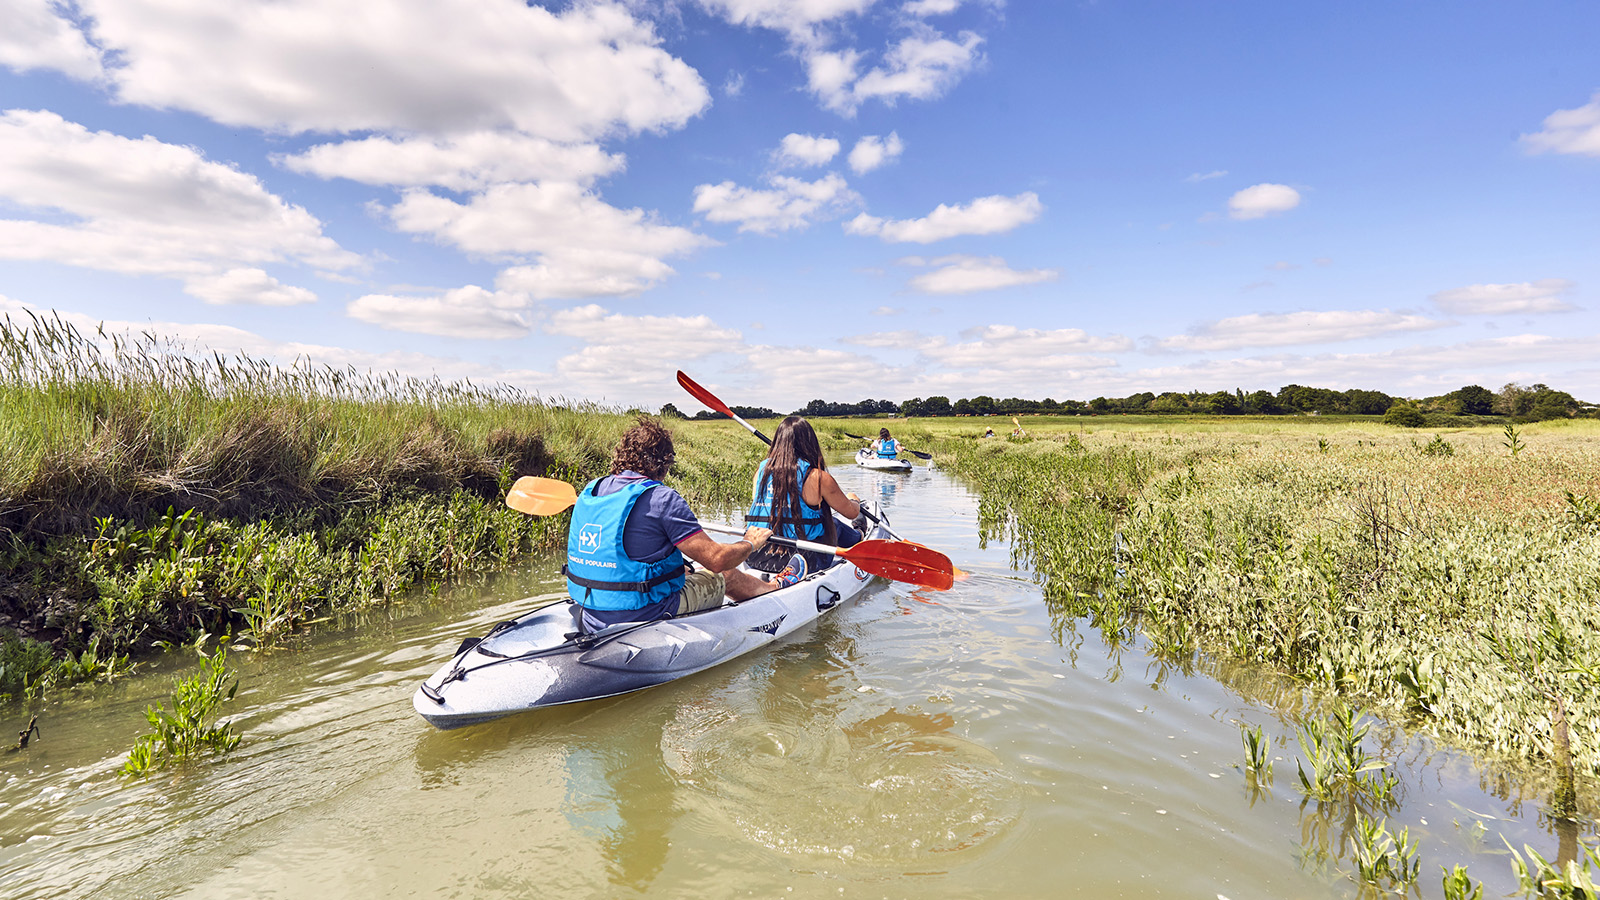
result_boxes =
[413,511,891,729]
[855,447,913,472]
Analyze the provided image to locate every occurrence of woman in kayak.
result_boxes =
[747,416,865,571]
[872,427,900,459]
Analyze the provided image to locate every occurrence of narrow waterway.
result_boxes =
[0,462,1581,898]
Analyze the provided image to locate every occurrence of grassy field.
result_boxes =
[812,413,1600,816]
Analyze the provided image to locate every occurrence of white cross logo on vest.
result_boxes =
[578,523,603,553]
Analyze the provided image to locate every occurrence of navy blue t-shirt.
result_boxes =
[580,471,703,629]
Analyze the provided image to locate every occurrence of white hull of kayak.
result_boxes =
[413,516,890,729]
[855,448,912,472]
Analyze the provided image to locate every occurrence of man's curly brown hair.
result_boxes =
[611,416,676,479]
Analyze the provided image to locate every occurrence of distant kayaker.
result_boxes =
[872,427,900,460]
[748,416,865,572]
[564,417,805,635]
[983,427,995,438]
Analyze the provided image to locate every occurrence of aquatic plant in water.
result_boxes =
[122,643,240,775]
[1348,813,1420,889]
[1506,837,1600,899]
[1239,722,1273,784]
[1441,864,1483,900]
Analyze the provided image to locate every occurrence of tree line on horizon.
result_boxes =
[660,382,1596,423]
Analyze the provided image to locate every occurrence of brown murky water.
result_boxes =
[0,464,1582,898]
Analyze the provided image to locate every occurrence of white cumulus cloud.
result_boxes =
[692,173,859,233]
[280,132,625,191]
[547,304,744,395]
[697,0,877,39]
[821,28,984,115]
[74,0,709,141]
[1521,92,1600,157]
[347,286,535,339]
[775,133,841,167]
[845,191,1041,243]
[184,268,318,306]
[1156,310,1450,352]
[0,109,355,292]
[1228,183,1301,220]
[904,255,1059,294]
[848,132,904,173]
[0,0,104,79]
[386,182,711,299]
[700,2,983,116]
[1430,279,1577,315]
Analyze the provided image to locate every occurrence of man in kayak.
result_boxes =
[565,418,807,634]
[748,416,865,572]
[872,427,900,459]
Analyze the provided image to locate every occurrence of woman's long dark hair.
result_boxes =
[758,416,836,543]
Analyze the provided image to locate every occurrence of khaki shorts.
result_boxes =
[676,567,727,614]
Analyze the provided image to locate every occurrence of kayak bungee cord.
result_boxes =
[418,619,660,703]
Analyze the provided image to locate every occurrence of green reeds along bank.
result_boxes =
[931,423,1600,795]
[0,315,762,699]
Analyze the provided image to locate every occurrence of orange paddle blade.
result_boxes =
[837,539,955,591]
[505,476,577,516]
[676,370,734,418]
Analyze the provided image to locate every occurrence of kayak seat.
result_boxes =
[745,541,838,574]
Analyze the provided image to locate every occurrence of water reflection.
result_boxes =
[566,708,681,892]
[661,631,1021,868]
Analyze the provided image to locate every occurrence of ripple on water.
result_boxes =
[660,703,1022,865]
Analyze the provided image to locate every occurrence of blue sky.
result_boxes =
[2,0,1597,411]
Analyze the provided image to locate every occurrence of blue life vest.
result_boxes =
[876,439,899,459]
[746,459,826,541]
[563,477,686,611]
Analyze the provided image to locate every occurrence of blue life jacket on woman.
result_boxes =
[746,459,826,541]
[876,438,899,459]
[563,477,686,611]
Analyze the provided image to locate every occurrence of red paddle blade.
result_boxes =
[837,539,955,591]
[676,370,733,418]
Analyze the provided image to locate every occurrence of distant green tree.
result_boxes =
[659,402,687,419]
[1384,404,1426,427]
[1529,388,1576,421]
[1343,389,1394,415]
[1452,384,1495,416]
[1206,391,1242,414]
[1245,390,1281,414]
[1149,392,1188,412]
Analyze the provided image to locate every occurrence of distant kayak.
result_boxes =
[413,508,893,729]
[856,448,913,473]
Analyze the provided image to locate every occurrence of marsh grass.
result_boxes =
[929,420,1600,799]
[0,316,762,696]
